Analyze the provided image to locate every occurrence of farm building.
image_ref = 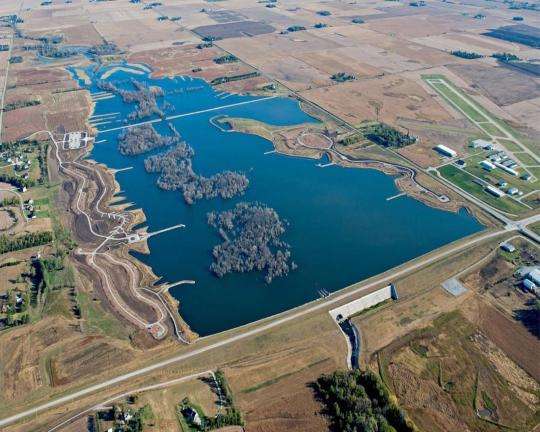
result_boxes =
[480,160,496,171]
[435,144,457,158]
[470,139,492,149]
[527,268,540,285]
[523,278,536,291]
[500,242,516,253]
[485,185,504,197]
[495,162,519,176]
[508,187,519,195]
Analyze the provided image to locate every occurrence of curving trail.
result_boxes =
[23,130,189,342]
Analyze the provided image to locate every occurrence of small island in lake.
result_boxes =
[144,142,249,204]
[207,202,296,283]
[98,78,165,120]
[118,124,181,155]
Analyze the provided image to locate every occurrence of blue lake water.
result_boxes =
[76,65,483,336]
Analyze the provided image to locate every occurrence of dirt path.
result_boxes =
[24,130,190,343]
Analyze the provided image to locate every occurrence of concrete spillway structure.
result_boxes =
[329,284,398,369]
[329,284,398,321]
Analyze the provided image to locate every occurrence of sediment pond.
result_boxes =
[73,64,483,336]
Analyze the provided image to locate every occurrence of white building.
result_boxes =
[523,278,537,292]
[527,268,540,285]
[494,162,519,176]
[470,139,492,149]
[485,185,504,197]
[500,242,515,253]
[435,144,457,158]
[480,160,496,171]
[508,187,519,195]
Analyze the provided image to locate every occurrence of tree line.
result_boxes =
[0,231,52,254]
[314,369,417,432]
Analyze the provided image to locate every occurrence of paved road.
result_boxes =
[0,226,516,428]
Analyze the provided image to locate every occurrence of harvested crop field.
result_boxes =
[128,45,258,84]
[467,298,540,381]
[223,313,347,432]
[448,63,540,106]
[377,311,539,432]
[193,21,275,40]
[300,75,452,126]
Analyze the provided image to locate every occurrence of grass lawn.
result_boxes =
[477,122,504,137]
[77,291,131,339]
[528,167,540,180]
[497,139,522,153]
[439,165,528,214]
[513,152,539,167]
[463,153,537,195]
[430,81,486,123]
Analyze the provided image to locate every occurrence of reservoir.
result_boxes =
[77,64,483,336]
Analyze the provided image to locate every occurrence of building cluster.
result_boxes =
[460,139,533,198]
[519,267,540,296]
[23,198,37,219]
[0,151,32,179]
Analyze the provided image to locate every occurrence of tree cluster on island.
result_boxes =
[314,369,416,432]
[97,79,165,120]
[117,124,182,155]
[144,142,249,204]
[207,202,296,283]
[88,42,119,56]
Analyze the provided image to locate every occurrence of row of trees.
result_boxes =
[450,50,483,59]
[3,99,40,112]
[315,369,416,432]
[0,172,35,189]
[207,202,296,283]
[0,231,52,254]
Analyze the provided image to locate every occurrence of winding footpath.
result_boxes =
[22,130,188,342]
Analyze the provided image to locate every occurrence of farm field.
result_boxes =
[376,311,538,432]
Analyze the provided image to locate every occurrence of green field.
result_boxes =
[496,139,522,152]
[477,122,503,137]
[513,152,539,167]
[463,154,537,195]
[77,291,131,339]
[429,80,486,123]
[439,165,528,215]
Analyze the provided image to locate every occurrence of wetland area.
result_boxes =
[74,64,483,336]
